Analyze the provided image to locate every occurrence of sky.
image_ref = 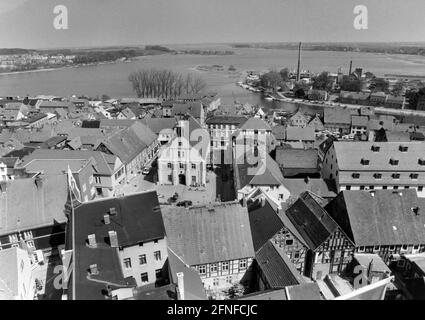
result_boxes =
[0,0,424,49]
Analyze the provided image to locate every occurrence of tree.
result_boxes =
[279,68,290,82]
[312,71,333,91]
[406,87,425,109]
[369,77,389,93]
[390,81,404,96]
[340,75,362,92]
[260,71,283,92]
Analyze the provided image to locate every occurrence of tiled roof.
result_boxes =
[286,283,323,300]
[140,118,176,135]
[325,190,425,246]
[0,175,69,236]
[324,108,352,125]
[276,148,318,169]
[283,178,337,199]
[161,202,255,265]
[247,200,284,252]
[351,115,368,127]
[285,126,315,141]
[239,117,272,131]
[255,240,305,288]
[206,115,248,126]
[272,125,286,140]
[286,191,339,250]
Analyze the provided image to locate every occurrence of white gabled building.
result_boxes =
[157,118,208,186]
[321,141,425,197]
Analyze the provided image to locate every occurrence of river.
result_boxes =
[1,44,425,111]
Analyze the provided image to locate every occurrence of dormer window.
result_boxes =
[371,145,380,152]
[352,173,360,179]
[389,158,399,166]
[360,158,370,165]
[392,173,401,179]
[399,145,408,152]
[419,158,425,166]
[411,173,419,180]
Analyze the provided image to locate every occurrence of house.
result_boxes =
[0,174,69,252]
[117,107,136,120]
[385,95,405,109]
[254,240,306,291]
[323,108,352,134]
[68,191,168,299]
[140,118,176,145]
[234,117,275,155]
[275,147,319,178]
[201,93,221,112]
[308,89,328,101]
[206,115,247,165]
[324,189,425,263]
[284,126,315,149]
[0,157,19,181]
[96,122,159,179]
[235,152,290,208]
[238,282,322,300]
[307,114,325,132]
[0,247,35,300]
[161,201,255,299]
[389,253,425,299]
[339,91,370,105]
[19,149,125,197]
[157,119,207,186]
[37,101,75,114]
[288,110,309,128]
[369,92,387,106]
[171,102,205,125]
[321,141,425,196]
[279,192,355,279]
[350,115,369,136]
[271,125,286,146]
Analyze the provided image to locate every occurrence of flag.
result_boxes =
[67,166,82,203]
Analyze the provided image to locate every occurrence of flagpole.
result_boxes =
[67,169,76,300]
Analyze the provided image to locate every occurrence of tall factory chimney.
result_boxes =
[296,42,302,82]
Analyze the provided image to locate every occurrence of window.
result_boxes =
[192,176,196,183]
[397,260,406,268]
[405,186,410,189]
[213,278,219,286]
[222,261,229,272]
[389,158,399,166]
[155,269,162,280]
[392,173,400,179]
[167,163,172,168]
[294,251,300,259]
[168,175,173,182]
[26,240,35,248]
[411,173,419,180]
[123,258,132,269]
[226,276,233,284]
[141,272,149,283]
[419,186,424,192]
[374,173,382,179]
[210,263,217,273]
[154,251,161,261]
[191,164,196,169]
[419,158,425,166]
[393,186,399,190]
[179,163,184,169]
[369,186,374,190]
[399,145,408,152]
[178,142,182,147]
[346,186,351,190]
[360,158,370,165]
[239,259,247,270]
[286,239,294,245]
[139,254,147,265]
[360,186,365,190]
[358,246,365,252]
[383,186,388,190]
[401,245,408,251]
[373,246,380,252]
[352,173,360,179]
[198,265,206,274]
[371,145,380,152]
[389,245,395,251]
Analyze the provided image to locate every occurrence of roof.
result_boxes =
[206,115,248,126]
[0,157,19,168]
[140,118,176,135]
[285,126,315,141]
[404,253,425,274]
[324,108,352,125]
[353,253,390,274]
[275,148,318,169]
[351,115,369,127]
[283,178,337,199]
[255,240,305,288]
[97,122,156,164]
[72,191,166,299]
[20,149,120,176]
[22,158,91,175]
[286,192,340,250]
[161,202,255,265]
[325,190,425,246]
[333,141,425,172]
[239,118,272,131]
[247,200,284,252]
[172,102,202,118]
[167,249,207,300]
[0,175,69,236]
[272,125,286,140]
[237,289,287,300]
[0,247,20,298]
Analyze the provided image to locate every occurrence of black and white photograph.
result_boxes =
[0,0,425,308]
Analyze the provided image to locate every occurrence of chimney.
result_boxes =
[176,272,185,300]
[89,264,99,275]
[88,234,96,247]
[104,214,110,225]
[260,197,266,207]
[109,230,118,248]
[109,207,117,216]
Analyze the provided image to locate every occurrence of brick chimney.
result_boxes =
[176,272,185,300]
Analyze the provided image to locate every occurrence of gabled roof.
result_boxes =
[0,175,69,236]
[161,202,255,265]
[283,178,337,199]
[247,199,284,252]
[286,191,339,250]
[255,240,305,288]
[239,117,271,131]
[324,108,352,125]
[206,115,248,126]
[272,125,286,140]
[285,126,315,141]
[140,118,176,135]
[172,102,202,118]
[325,190,425,246]
[275,148,318,170]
